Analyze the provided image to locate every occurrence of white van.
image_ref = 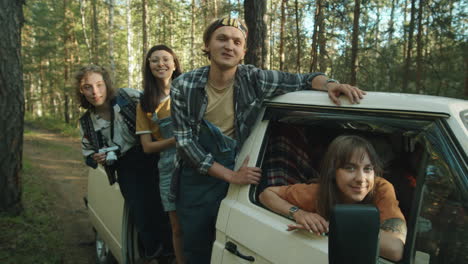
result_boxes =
[87,91,468,264]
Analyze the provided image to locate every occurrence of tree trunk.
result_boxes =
[402,0,416,92]
[244,0,267,68]
[79,0,92,61]
[0,0,25,215]
[402,0,408,67]
[63,0,70,124]
[213,0,218,18]
[294,0,301,72]
[309,0,321,72]
[350,0,361,86]
[374,4,381,52]
[91,0,99,64]
[202,0,208,27]
[108,0,115,77]
[388,0,397,43]
[279,0,287,71]
[142,0,148,64]
[191,0,196,69]
[317,1,327,73]
[169,0,174,47]
[269,0,276,69]
[264,0,271,69]
[126,0,133,87]
[416,0,424,94]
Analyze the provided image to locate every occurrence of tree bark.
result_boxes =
[402,0,416,92]
[350,0,361,86]
[63,0,71,123]
[402,0,408,67]
[126,0,134,87]
[169,0,174,47]
[79,0,92,61]
[309,0,321,72]
[0,0,25,215]
[279,0,287,71]
[388,0,397,43]
[244,0,267,68]
[269,0,276,69]
[91,0,99,64]
[142,0,149,64]
[202,0,208,27]
[317,1,327,73]
[294,0,301,72]
[416,0,424,94]
[213,0,218,18]
[191,0,196,69]
[108,0,115,77]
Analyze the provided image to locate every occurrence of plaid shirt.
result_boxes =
[170,64,324,175]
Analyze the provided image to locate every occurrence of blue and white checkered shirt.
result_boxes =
[170,64,324,175]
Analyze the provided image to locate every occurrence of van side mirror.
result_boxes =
[328,205,380,264]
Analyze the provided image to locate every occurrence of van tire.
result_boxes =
[95,231,117,264]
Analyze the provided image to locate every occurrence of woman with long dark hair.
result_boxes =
[259,135,407,262]
[136,45,185,264]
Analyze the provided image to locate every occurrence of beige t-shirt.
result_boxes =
[135,96,171,141]
[204,81,235,138]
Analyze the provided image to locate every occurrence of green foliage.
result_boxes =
[25,114,80,138]
[22,0,467,123]
[0,159,65,263]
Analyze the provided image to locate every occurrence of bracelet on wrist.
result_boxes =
[322,78,340,90]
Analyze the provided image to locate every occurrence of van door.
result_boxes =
[213,119,329,264]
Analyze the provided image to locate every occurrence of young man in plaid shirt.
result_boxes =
[170,17,366,263]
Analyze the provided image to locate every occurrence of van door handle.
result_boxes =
[225,241,255,262]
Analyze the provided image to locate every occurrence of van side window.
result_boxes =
[414,152,468,264]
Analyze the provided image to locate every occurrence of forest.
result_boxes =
[22,0,467,124]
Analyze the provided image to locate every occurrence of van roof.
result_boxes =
[266,91,468,117]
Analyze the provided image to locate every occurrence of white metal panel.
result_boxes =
[87,166,125,263]
[224,197,328,264]
[267,91,467,117]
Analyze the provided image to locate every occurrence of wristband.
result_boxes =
[322,78,340,90]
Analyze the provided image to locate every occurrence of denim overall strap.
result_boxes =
[156,115,177,212]
[177,119,237,264]
[158,116,175,140]
[178,119,237,205]
[200,119,237,154]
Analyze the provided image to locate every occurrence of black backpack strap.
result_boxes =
[116,88,138,133]
[79,111,105,169]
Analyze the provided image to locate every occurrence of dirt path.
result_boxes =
[23,125,96,264]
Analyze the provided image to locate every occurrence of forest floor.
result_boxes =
[0,124,96,263]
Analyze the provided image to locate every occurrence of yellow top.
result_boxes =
[136,96,171,140]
